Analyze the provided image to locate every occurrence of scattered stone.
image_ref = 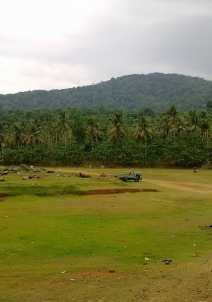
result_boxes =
[47,170,55,173]
[199,225,212,229]
[109,269,115,273]
[76,172,91,178]
[162,259,172,265]
[100,173,106,177]
[2,170,9,175]
[32,168,41,172]
[22,174,45,180]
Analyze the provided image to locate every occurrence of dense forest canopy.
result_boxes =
[0,105,211,167]
[1,73,212,111]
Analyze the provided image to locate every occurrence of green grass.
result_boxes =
[0,167,212,301]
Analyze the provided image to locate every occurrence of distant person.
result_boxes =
[128,168,132,175]
[194,167,197,173]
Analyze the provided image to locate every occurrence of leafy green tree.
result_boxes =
[89,141,113,164]
[65,141,84,165]
[207,100,212,111]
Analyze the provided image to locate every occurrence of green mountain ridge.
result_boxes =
[1,72,212,111]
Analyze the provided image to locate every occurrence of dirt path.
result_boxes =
[144,178,212,193]
[59,168,212,194]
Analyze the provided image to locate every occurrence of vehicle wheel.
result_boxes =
[135,177,139,182]
[124,176,128,182]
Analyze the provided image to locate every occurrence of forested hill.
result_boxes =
[1,73,212,111]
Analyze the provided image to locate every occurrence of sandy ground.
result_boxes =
[143,178,212,194]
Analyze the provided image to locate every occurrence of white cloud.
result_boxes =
[0,56,92,93]
[1,0,212,93]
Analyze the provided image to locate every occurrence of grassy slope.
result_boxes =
[0,168,212,301]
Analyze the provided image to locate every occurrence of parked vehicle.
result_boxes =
[118,171,141,182]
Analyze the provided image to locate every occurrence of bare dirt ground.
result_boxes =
[50,256,212,302]
[143,179,212,194]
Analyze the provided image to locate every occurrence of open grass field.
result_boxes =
[0,167,212,301]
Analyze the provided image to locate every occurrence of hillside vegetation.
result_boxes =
[0,73,212,111]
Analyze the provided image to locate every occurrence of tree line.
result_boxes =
[0,105,211,167]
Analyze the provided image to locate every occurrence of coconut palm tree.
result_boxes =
[198,111,210,143]
[157,105,179,139]
[187,110,200,132]
[107,112,128,163]
[24,119,44,146]
[9,123,25,148]
[132,115,152,143]
[132,115,152,164]
[86,116,103,148]
[107,112,127,146]
[157,114,173,139]
[56,110,72,146]
[170,115,187,143]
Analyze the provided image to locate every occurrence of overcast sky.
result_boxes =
[1,0,212,94]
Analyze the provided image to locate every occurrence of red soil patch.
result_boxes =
[0,193,10,197]
[74,188,158,195]
[37,188,158,196]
